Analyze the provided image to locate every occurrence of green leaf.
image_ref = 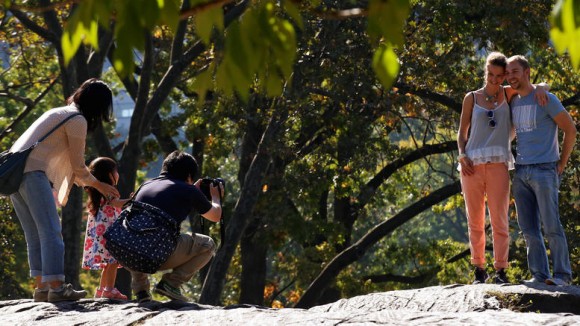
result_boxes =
[225,22,252,81]
[158,0,181,32]
[112,19,144,77]
[372,43,400,89]
[266,71,284,97]
[137,0,161,29]
[367,0,410,46]
[214,0,297,101]
[216,63,234,97]
[283,0,304,30]
[273,20,297,78]
[195,6,224,45]
[550,0,580,70]
[227,60,250,101]
[94,1,113,24]
[191,64,214,105]
[112,38,136,77]
[61,29,81,67]
[61,1,102,66]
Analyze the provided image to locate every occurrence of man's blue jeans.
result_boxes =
[513,162,572,282]
[10,171,65,282]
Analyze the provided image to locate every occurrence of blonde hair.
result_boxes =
[486,52,507,68]
[483,52,507,87]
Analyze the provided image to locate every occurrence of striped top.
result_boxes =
[10,105,98,205]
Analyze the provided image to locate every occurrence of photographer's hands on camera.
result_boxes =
[209,181,224,203]
[196,178,225,223]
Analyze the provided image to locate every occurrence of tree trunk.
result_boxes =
[333,196,353,250]
[199,104,287,305]
[239,216,267,305]
[237,99,267,305]
[333,129,359,250]
[113,139,141,298]
[61,186,83,288]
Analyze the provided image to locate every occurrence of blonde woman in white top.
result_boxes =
[457,52,548,284]
[10,78,120,302]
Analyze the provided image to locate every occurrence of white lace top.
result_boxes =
[462,94,514,170]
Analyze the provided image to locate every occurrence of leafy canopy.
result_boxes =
[57,0,410,98]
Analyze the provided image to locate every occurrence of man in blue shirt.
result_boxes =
[506,55,577,286]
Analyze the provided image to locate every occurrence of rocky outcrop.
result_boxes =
[1,283,579,325]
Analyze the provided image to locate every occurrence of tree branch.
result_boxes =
[562,92,580,107]
[356,141,457,209]
[171,0,191,63]
[394,82,463,114]
[151,114,178,155]
[8,8,57,43]
[295,181,461,309]
[0,77,59,141]
[132,32,154,141]
[361,247,471,284]
[40,0,63,43]
[140,0,250,137]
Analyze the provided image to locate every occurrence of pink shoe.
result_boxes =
[94,287,104,298]
[102,288,128,300]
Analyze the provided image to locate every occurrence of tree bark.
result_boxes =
[237,100,267,305]
[61,186,83,288]
[239,215,267,305]
[199,104,287,305]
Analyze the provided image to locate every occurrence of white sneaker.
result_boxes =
[521,277,544,284]
[545,278,570,286]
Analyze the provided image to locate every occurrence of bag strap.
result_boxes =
[35,113,82,145]
[128,176,165,200]
[122,176,166,209]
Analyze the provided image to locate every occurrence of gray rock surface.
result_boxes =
[1,283,579,325]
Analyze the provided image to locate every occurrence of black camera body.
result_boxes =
[199,177,225,200]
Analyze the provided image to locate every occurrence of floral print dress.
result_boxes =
[82,201,121,270]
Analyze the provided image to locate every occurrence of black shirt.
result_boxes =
[134,174,212,224]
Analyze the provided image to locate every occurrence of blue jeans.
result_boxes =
[10,171,65,282]
[513,162,572,282]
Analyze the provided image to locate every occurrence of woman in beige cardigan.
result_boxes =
[10,78,120,302]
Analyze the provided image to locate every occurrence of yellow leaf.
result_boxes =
[550,0,580,70]
[372,43,400,89]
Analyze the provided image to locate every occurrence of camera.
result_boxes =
[199,177,225,200]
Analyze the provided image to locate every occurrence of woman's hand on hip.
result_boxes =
[460,157,475,176]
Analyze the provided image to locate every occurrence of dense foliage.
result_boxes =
[0,0,578,307]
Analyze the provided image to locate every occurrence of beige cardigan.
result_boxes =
[11,106,98,205]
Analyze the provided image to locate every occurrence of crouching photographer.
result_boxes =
[107,150,223,303]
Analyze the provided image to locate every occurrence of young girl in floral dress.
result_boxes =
[82,157,129,300]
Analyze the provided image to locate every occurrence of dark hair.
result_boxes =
[67,78,113,132]
[86,157,118,215]
[161,151,199,181]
